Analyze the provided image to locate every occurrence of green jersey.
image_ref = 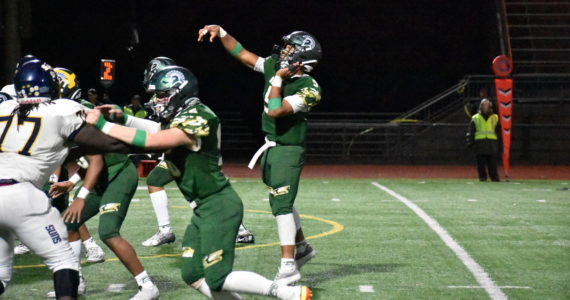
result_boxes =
[259,57,322,145]
[79,99,131,180]
[165,102,229,202]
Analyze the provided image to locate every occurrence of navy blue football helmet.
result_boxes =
[13,59,60,104]
[14,54,38,75]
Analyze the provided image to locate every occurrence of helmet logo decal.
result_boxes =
[162,70,186,87]
[301,36,315,50]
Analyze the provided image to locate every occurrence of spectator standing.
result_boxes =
[466,99,501,182]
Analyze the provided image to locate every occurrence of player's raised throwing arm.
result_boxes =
[197,24,260,69]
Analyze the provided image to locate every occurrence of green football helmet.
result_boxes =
[142,56,176,92]
[271,31,322,72]
[149,65,199,121]
[54,67,82,100]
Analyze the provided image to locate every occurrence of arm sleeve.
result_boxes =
[124,115,161,133]
[253,57,266,74]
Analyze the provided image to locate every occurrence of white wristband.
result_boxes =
[69,173,82,185]
[77,187,90,199]
[269,76,283,88]
[219,27,227,38]
[101,122,114,134]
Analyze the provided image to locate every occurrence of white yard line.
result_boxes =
[371,182,508,300]
[449,286,530,289]
[358,285,375,293]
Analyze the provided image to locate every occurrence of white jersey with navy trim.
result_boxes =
[0,99,85,188]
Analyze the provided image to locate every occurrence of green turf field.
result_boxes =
[7,178,570,299]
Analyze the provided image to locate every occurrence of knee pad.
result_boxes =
[53,269,79,298]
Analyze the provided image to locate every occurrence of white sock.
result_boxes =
[275,213,296,246]
[69,240,82,260]
[292,207,302,230]
[134,270,154,288]
[69,240,83,275]
[149,190,170,228]
[159,225,172,234]
[195,279,213,298]
[82,237,95,247]
[222,271,295,299]
[195,278,242,299]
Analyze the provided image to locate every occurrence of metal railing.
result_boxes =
[305,122,570,163]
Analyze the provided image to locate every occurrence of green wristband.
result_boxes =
[94,113,107,130]
[230,42,244,56]
[268,97,282,110]
[109,105,126,123]
[132,129,147,148]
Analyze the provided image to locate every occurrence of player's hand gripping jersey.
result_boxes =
[0,99,85,188]
[254,56,322,145]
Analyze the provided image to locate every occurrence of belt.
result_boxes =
[248,137,277,169]
[0,179,19,186]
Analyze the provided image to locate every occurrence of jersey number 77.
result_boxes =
[0,115,42,156]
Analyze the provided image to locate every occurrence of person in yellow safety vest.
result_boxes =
[466,98,501,182]
[123,94,149,119]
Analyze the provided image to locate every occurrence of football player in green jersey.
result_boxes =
[49,68,160,300]
[87,66,312,300]
[198,25,322,284]
[141,57,256,247]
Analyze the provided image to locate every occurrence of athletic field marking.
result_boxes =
[466,182,474,185]
[331,198,341,202]
[449,286,530,289]
[14,209,344,269]
[107,283,126,293]
[358,285,375,293]
[536,199,546,203]
[468,199,478,202]
[371,182,508,300]
[136,186,179,190]
[523,189,552,192]
[262,198,269,202]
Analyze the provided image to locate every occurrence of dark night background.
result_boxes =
[4,0,499,115]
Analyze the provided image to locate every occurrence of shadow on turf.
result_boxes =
[303,263,402,299]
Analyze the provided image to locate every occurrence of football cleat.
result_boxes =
[14,244,30,255]
[295,243,316,269]
[47,273,85,298]
[142,230,176,247]
[129,284,160,300]
[274,261,301,285]
[85,243,105,263]
[236,224,255,244]
[290,285,312,300]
